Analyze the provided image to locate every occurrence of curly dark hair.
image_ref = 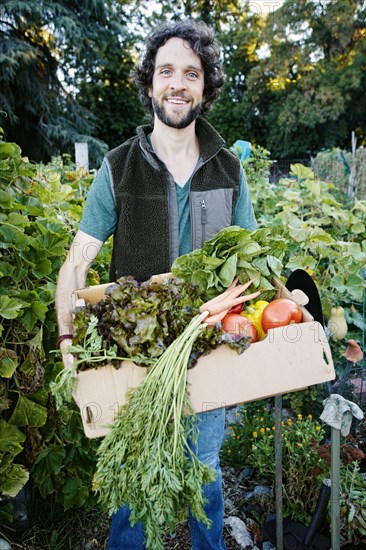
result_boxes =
[133,19,225,116]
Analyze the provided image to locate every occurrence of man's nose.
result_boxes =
[170,72,187,91]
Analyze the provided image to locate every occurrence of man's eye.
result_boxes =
[187,72,198,79]
[161,69,171,76]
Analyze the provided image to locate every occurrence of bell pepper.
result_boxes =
[241,300,269,340]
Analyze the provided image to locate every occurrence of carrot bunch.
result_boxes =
[199,277,262,325]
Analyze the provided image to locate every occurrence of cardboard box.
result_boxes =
[73,276,335,438]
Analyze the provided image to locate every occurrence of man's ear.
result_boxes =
[148,87,153,98]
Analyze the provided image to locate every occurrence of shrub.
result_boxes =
[222,404,328,524]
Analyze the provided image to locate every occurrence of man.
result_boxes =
[56,19,257,550]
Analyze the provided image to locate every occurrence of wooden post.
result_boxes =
[347,132,357,199]
[75,142,89,172]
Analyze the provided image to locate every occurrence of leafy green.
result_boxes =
[72,276,250,372]
[172,226,284,302]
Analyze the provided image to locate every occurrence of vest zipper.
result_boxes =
[200,198,207,244]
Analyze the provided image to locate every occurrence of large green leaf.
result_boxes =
[351,221,365,234]
[290,164,314,181]
[32,445,66,497]
[304,179,321,198]
[32,258,53,278]
[20,300,48,332]
[0,260,14,277]
[0,464,29,497]
[344,273,366,302]
[0,190,12,207]
[0,355,17,377]
[0,295,26,319]
[35,230,69,256]
[9,394,48,427]
[7,212,29,227]
[62,477,89,510]
[286,254,317,272]
[0,419,25,455]
[267,255,283,277]
[191,269,213,295]
[0,142,16,159]
[0,224,29,249]
[218,253,237,286]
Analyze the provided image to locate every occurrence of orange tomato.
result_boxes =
[222,313,258,342]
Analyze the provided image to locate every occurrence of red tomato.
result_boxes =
[228,304,243,314]
[261,299,302,333]
[222,313,258,342]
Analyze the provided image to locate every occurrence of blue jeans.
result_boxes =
[107,407,227,550]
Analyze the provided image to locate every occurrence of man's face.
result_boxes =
[149,37,205,129]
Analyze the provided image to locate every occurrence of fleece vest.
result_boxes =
[106,118,240,282]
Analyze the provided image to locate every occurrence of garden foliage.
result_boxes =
[223,403,366,543]
[0,134,365,542]
[0,130,107,520]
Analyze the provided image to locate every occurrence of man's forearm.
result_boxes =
[55,230,104,337]
[55,261,88,336]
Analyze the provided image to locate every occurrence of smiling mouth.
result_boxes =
[165,97,190,105]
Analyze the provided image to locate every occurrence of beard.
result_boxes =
[152,96,202,129]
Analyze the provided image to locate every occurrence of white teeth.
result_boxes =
[167,99,187,104]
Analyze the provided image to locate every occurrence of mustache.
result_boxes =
[162,92,192,101]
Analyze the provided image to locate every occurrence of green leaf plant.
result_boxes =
[0,130,103,517]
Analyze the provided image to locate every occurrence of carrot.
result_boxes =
[201,289,263,316]
[199,278,256,314]
[199,277,239,311]
[204,308,231,325]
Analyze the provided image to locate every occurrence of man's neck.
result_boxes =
[149,117,200,187]
[149,118,199,161]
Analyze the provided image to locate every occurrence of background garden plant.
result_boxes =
[223,404,328,523]
[222,401,366,542]
[0,131,365,545]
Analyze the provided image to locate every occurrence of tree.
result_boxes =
[76,30,146,150]
[0,0,137,163]
[246,0,366,157]
[208,4,266,147]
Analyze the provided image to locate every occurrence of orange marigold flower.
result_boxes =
[260,428,265,434]
[316,426,321,431]
[297,414,303,420]
[253,431,258,438]
[287,419,292,425]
